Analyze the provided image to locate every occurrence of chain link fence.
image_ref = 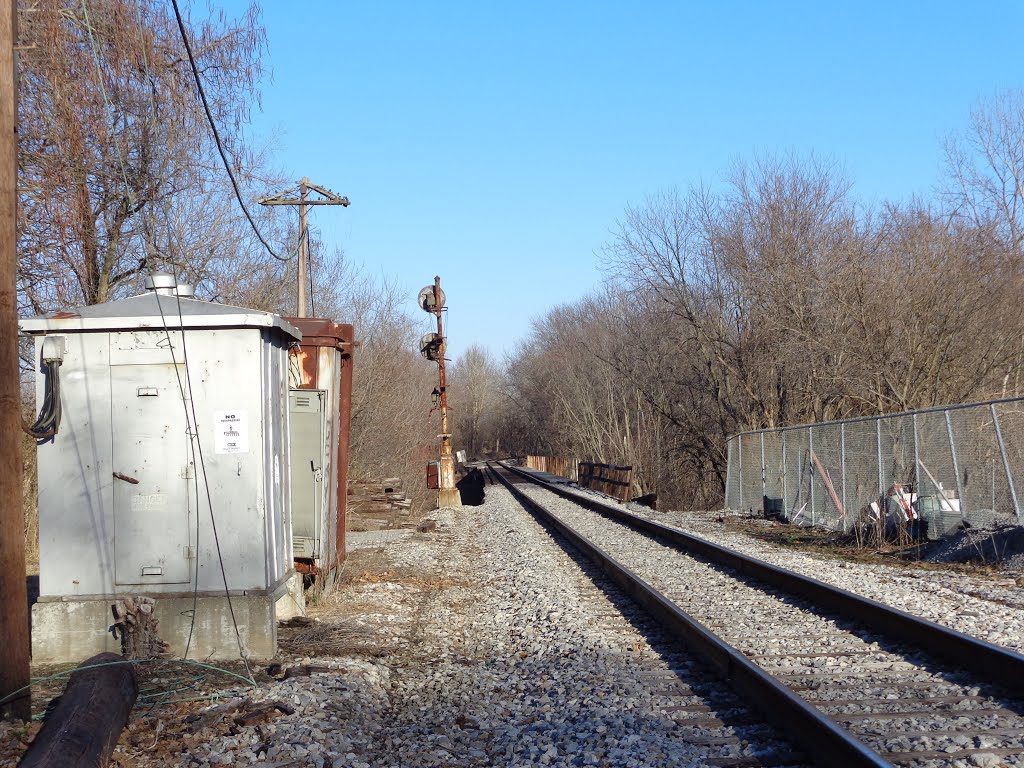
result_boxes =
[724,398,1024,539]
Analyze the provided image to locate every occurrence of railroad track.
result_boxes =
[487,461,1024,768]
[479,466,812,767]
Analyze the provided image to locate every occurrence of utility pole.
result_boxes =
[0,0,31,721]
[258,177,350,318]
[425,277,461,508]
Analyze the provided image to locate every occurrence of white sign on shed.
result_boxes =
[214,410,249,454]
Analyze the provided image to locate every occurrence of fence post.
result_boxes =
[991,403,1021,520]
[912,413,922,506]
[840,423,848,531]
[809,426,816,526]
[876,419,884,498]
[945,411,966,521]
[760,431,766,507]
[781,432,788,518]
[737,434,743,511]
[725,438,733,508]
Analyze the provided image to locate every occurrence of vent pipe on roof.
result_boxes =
[144,274,195,299]
[144,273,176,296]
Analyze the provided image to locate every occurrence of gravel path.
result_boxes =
[12,474,1020,768]
[173,484,802,768]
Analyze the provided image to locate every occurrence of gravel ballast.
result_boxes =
[174,485,784,768]
[11,474,1021,767]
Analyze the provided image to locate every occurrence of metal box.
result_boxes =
[285,318,355,569]
[20,278,304,660]
[289,389,326,559]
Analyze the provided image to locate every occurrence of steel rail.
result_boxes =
[488,463,891,768]
[500,461,1024,699]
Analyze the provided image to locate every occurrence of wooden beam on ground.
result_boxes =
[18,652,137,768]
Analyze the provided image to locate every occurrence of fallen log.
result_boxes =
[19,652,137,768]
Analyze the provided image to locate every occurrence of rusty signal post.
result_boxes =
[419,277,461,508]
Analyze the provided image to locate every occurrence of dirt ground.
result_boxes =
[2,537,459,767]
[1,483,453,768]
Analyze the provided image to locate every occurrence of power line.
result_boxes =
[80,0,256,679]
[168,0,290,262]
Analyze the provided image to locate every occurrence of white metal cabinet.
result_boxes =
[110,362,192,585]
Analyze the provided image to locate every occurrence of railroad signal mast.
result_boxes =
[258,177,350,318]
[419,277,461,508]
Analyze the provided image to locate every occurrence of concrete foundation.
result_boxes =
[32,572,306,663]
[275,571,306,621]
[438,488,462,508]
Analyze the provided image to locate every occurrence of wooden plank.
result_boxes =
[885,747,1024,763]
[832,707,1019,722]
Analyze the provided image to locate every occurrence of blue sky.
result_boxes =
[218,1,1024,360]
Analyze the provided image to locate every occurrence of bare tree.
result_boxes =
[16,0,270,313]
[943,90,1024,262]
[448,344,503,459]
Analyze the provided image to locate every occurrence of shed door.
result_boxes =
[289,390,325,557]
[111,363,192,585]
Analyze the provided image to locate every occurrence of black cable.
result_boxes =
[169,0,291,263]
[152,268,254,681]
[80,0,254,679]
[26,360,62,438]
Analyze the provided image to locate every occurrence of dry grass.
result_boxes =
[724,514,1013,578]
[21,432,39,575]
[278,618,387,658]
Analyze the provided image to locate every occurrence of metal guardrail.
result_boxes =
[523,456,635,500]
[724,397,1024,537]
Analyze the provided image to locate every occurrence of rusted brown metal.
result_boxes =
[284,318,356,569]
[335,323,354,567]
[293,560,321,576]
[430,277,460,508]
[290,341,318,389]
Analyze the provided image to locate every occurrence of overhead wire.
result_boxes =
[130,2,259,678]
[79,0,257,681]
[168,0,290,262]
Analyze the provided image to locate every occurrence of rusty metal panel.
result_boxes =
[288,343,318,389]
[283,318,355,569]
[427,461,440,490]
